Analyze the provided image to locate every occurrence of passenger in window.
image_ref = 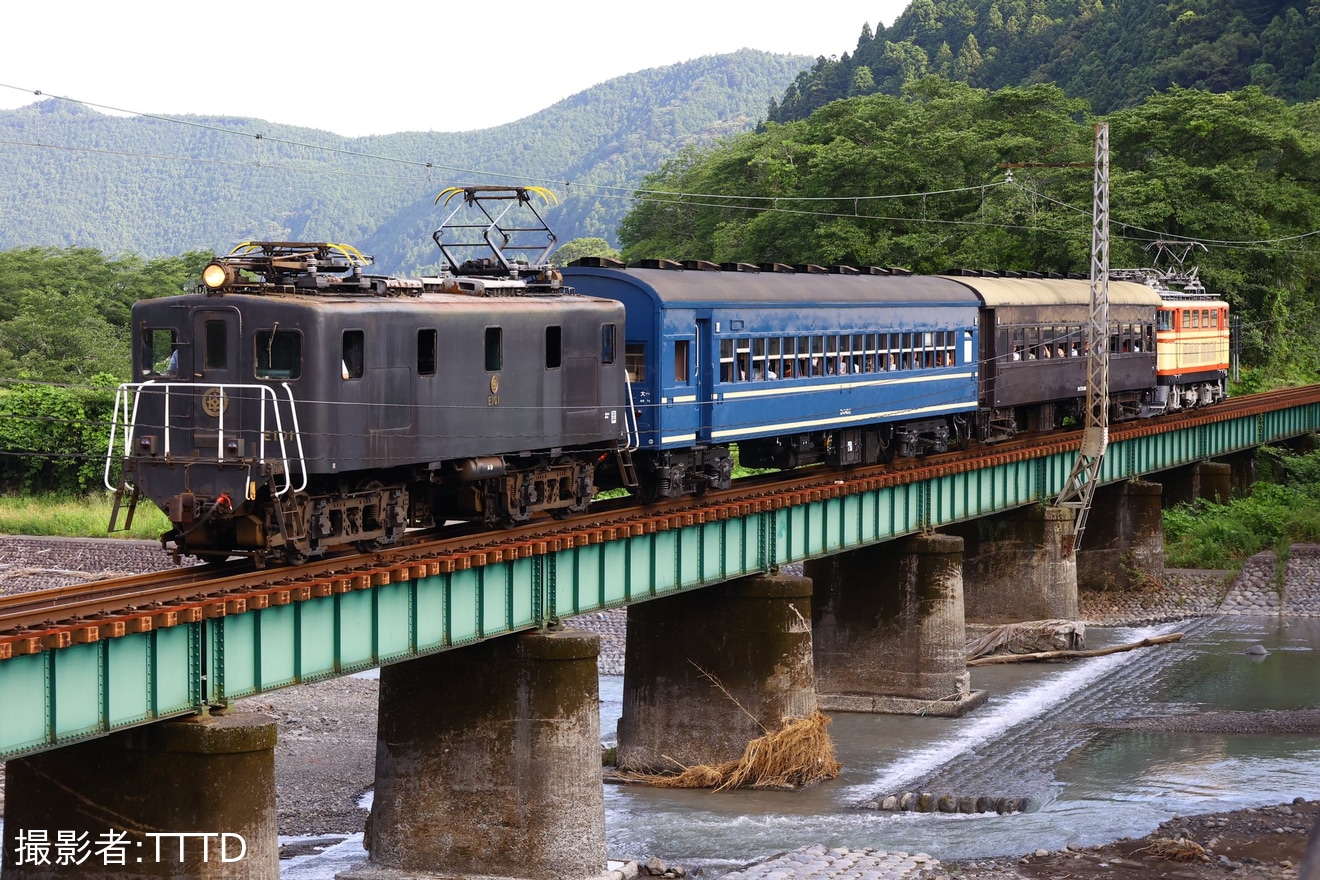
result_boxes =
[1069,344,1079,357]
[1041,346,1052,359]
[165,348,180,378]
[1011,346,1022,361]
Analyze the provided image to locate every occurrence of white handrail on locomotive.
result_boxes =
[104,381,308,499]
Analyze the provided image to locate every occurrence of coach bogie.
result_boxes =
[635,447,733,502]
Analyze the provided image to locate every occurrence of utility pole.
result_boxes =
[1053,122,1111,553]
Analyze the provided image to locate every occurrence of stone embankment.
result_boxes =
[719,845,938,880]
[1218,544,1320,616]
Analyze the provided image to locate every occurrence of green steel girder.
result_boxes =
[3,403,1318,760]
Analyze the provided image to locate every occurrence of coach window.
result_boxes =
[485,327,502,372]
[720,339,735,382]
[782,337,797,377]
[204,320,228,370]
[1158,310,1174,331]
[674,340,690,383]
[601,324,617,365]
[1210,309,1220,328]
[418,329,437,375]
[256,329,303,380]
[752,338,767,380]
[736,338,751,380]
[1182,309,1191,330]
[625,343,645,381]
[341,330,364,379]
[545,326,562,370]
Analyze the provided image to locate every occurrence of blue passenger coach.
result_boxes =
[562,261,981,500]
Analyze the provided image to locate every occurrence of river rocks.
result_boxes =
[720,844,936,880]
[867,792,1026,814]
[640,856,685,877]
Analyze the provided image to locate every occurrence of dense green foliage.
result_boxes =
[0,248,208,494]
[552,238,621,265]
[0,51,807,275]
[1164,443,1320,569]
[769,0,1320,123]
[620,82,1320,377]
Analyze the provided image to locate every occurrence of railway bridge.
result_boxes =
[2,386,1319,879]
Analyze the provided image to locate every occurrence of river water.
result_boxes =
[599,615,1320,873]
[277,613,1320,877]
[8,615,1313,878]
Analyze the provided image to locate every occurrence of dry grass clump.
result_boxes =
[620,711,842,792]
[1133,837,1209,861]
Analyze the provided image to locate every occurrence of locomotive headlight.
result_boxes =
[202,261,234,290]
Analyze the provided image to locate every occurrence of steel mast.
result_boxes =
[1054,122,1110,553]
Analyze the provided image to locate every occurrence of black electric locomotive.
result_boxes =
[108,190,631,563]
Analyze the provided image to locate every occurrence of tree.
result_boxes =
[553,237,621,266]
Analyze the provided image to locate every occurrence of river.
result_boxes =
[7,614,1309,878]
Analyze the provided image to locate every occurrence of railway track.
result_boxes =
[4,385,1317,659]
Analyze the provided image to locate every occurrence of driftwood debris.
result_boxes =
[616,710,842,792]
[966,632,1184,666]
[965,619,1085,660]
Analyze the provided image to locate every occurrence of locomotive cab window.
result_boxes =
[485,327,502,372]
[1158,310,1174,331]
[601,323,616,365]
[256,329,303,380]
[545,326,562,370]
[418,329,437,376]
[342,330,364,379]
[204,320,228,370]
[143,328,179,377]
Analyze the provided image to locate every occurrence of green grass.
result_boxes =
[0,492,172,539]
[1163,443,1320,571]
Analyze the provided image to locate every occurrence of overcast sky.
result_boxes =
[0,1,910,137]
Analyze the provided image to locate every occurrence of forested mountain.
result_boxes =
[622,81,1320,380]
[769,0,1320,122]
[0,50,807,274]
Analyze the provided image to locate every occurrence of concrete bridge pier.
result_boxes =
[1157,459,1233,505]
[1224,449,1258,495]
[948,505,1079,624]
[344,630,605,880]
[2,712,278,879]
[805,534,986,717]
[616,573,815,772]
[1076,479,1164,591]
